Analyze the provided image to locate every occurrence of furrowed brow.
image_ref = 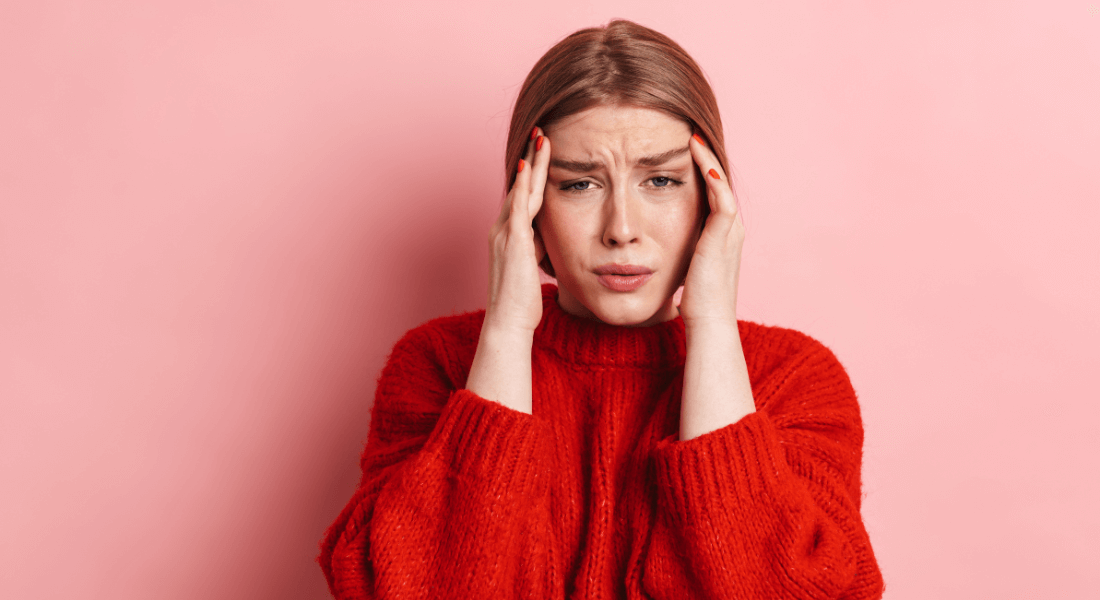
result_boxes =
[549,146,691,172]
[636,146,690,167]
[549,157,602,173]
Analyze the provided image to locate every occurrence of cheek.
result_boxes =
[536,202,579,262]
[663,188,705,240]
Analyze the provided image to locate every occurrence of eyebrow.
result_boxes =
[549,145,690,172]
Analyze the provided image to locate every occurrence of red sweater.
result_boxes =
[320,285,884,599]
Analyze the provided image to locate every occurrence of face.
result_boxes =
[535,104,705,327]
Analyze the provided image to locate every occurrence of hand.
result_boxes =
[677,134,754,440]
[678,133,745,329]
[484,128,551,334]
[466,129,550,412]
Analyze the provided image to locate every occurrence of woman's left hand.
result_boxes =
[678,133,744,329]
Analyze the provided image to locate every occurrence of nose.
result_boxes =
[602,188,640,247]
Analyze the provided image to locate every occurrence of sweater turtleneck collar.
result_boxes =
[534,284,687,369]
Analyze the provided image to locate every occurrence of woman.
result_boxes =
[320,20,884,599]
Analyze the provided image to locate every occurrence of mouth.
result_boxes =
[593,264,654,293]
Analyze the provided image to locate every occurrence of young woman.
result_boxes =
[320,20,884,600]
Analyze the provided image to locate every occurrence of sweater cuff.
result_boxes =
[420,389,549,498]
[651,411,788,527]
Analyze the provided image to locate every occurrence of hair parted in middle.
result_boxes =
[505,19,731,277]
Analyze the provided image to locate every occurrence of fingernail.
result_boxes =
[708,168,720,179]
[692,133,705,145]
[536,135,545,151]
[518,159,526,173]
[530,126,538,140]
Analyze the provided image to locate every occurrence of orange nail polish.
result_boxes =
[536,135,545,151]
[693,133,705,145]
[708,168,720,179]
[518,159,526,173]
[530,126,538,140]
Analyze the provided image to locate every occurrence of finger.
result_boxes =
[689,133,737,219]
[497,167,521,227]
[527,128,550,218]
[508,128,539,225]
[496,181,511,226]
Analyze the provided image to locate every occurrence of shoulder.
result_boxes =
[379,309,485,394]
[738,320,843,371]
[737,320,857,413]
[393,310,485,356]
[739,322,869,499]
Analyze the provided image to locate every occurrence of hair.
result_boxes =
[505,19,731,276]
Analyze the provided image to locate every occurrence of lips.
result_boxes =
[594,264,654,292]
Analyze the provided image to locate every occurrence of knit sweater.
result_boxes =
[319,284,884,599]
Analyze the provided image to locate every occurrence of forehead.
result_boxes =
[545,105,691,157]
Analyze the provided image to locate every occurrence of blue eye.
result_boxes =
[650,176,683,188]
[563,181,592,191]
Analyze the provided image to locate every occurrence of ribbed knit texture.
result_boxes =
[319,284,884,599]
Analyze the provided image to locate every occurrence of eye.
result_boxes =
[561,181,593,192]
[647,176,683,189]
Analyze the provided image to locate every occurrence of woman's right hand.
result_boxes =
[466,128,550,413]
[484,127,551,334]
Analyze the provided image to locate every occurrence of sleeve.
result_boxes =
[642,337,885,600]
[318,325,554,600]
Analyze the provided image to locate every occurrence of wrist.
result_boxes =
[479,318,538,345]
[683,316,739,338]
[482,298,543,335]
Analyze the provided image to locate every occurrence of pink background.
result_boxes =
[2,1,1097,598]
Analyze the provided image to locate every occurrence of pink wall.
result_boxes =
[2,1,1097,598]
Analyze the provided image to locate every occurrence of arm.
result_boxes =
[651,134,883,598]
[318,326,553,599]
[676,132,753,442]
[466,323,534,413]
[644,335,884,599]
[319,130,557,599]
[465,127,552,414]
[679,319,755,440]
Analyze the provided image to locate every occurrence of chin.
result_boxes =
[584,290,672,327]
[556,273,680,327]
